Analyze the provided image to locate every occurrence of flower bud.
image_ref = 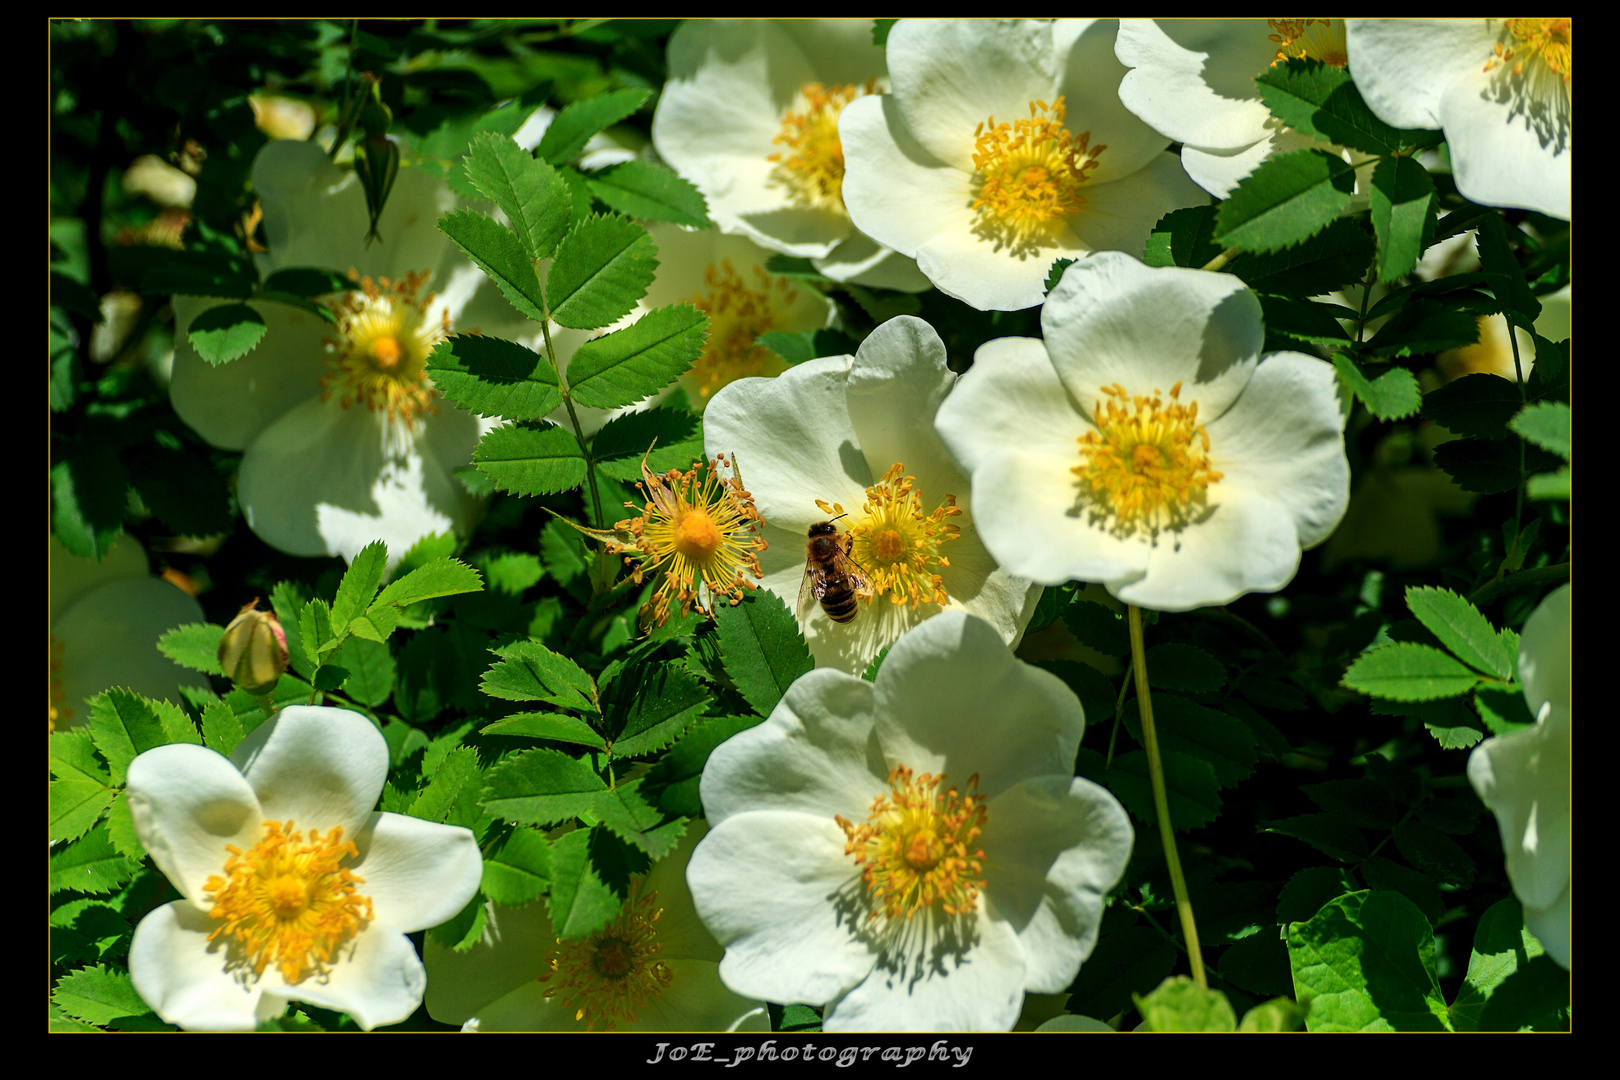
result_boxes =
[217,599,289,696]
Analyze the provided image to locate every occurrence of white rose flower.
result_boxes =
[424,822,768,1032]
[1345,19,1570,219]
[687,611,1134,1032]
[170,140,533,563]
[1468,584,1571,969]
[839,19,1205,311]
[703,314,1041,674]
[652,19,930,291]
[935,251,1350,611]
[126,706,483,1030]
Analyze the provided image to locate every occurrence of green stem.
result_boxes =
[1127,604,1207,989]
[1199,249,1236,273]
[539,314,607,535]
[1507,316,1529,536]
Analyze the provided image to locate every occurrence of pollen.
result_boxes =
[817,462,961,610]
[1073,382,1223,539]
[202,819,373,984]
[969,97,1104,253]
[539,890,673,1031]
[614,453,768,627]
[1267,19,1348,68]
[768,80,879,212]
[836,766,988,922]
[320,269,448,427]
[1487,18,1571,84]
[685,260,800,405]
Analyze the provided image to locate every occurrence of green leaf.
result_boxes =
[1370,156,1438,283]
[187,302,267,365]
[200,698,243,756]
[1264,813,1368,862]
[1124,695,1256,787]
[156,623,226,676]
[1526,467,1570,501]
[872,18,897,47]
[104,790,144,860]
[1510,401,1570,460]
[481,711,608,750]
[1256,58,1412,155]
[1214,149,1357,253]
[51,448,127,559]
[1033,660,1120,733]
[439,208,547,323]
[299,598,335,663]
[1144,643,1225,693]
[547,213,657,331]
[1142,205,1222,269]
[1276,866,1357,924]
[1301,779,1398,830]
[1404,586,1516,678]
[1391,820,1475,886]
[1134,976,1236,1032]
[1060,599,1129,656]
[566,303,707,410]
[1364,296,1482,358]
[49,825,142,896]
[1103,748,1222,831]
[462,132,571,261]
[1431,437,1521,495]
[427,335,561,422]
[1477,955,1570,1032]
[49,729,109,785]
[1332,354,1422,421]
[592,780,688,859]
[591,406,705,481]
[1221,935,1296,999]
[554,164,596,228]
[602,665,711,758]
[547,826,640,942]
[585,159,711,228]
[261,267,351,297]
[1227,217,1375,296]
[481,827,553,906]
[88,689,169,785]
[373,556,484,609]
[1360,855,1444,925]
[1422,372,1524,439]
[312,664,349,692]
[427,890,489,954]
[756,328,820,366]
[331,634,395,708]
[1342,642,1481,701]
[1451,897,1552,1031]
[50,779,115,843]
[1238,997,1309,1032]
[125,443,234,537]
[52,964,158,1027]
[1474,213,1540,326]
[641,714,762,818]
[473,420,588,496]
[481,747,608,827]
[1287,890,1451,1031]
[1066,924,1177,1020]
[713,589,814,717]
[1257,294,1351,348]
[535,88,650,165]
[409,746,482,824]
[1475,684,1535,736]
[482,639,598,712]
[331,541,388,631]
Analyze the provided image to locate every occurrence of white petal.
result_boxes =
[822,907,1027,1032]
[1066,153,1208,259]
[812,233,933,292]
[699,669,882,824]
[1344,19,1497,131]
[1117,485,1306,611]
[1181,139,1273,201]
[269,922,427,1031]
[703,357,869,530]
[845,316,959,488]
[230,705,389,840]
[1439,61,1570,219]
[839,94,977,262]
[914,210,1082,312]
[873,612,1083,799]
[128,900,266,1031]
[237,396,480,562]
[424,901,555,1025]
[1519,584,1571,712]
[350,812,482,933]
[169,298,327,452]
[980,776,1133,994]
[777,18,889,87]
[126,745,263,903]
[688,811,879,1005]
[1468,704,1570,913]
[1051,20,1175,183]
[53,577,208,729]
[1523,878,1571,971]
[1043,252,1260,421]
[1206,351,1350,549]
[935,336,1086,476]
[1115,20,1276,149]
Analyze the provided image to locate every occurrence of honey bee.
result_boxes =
[797,517,872,624]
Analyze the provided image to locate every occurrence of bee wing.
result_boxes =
[796,561,820,623]
[837,535,875,601]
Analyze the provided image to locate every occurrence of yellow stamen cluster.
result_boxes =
[768,81,878,212]
[836,766,987,922]
[685,260,799,405]
[1267,19,1349,68]
[48,634,70,731]
[203,819,373,984]
[614,454,768,626]
[321,269,447,426]
[1073,382,1223,539]
[539,890,672,1032]
[1488,18,1571,83]
[815,462,961,610]
[970,97,1104,253]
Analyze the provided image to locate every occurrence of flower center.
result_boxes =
[1073,382,1223,539]
[614,453,768,626]
[970,97,1104,253]
[1488,18,1571,83]
[768,81,878,212]
[540,890,672,1032]
[48,634,71,730]
[202,819,373,984]
[815,463,961,610]
[685,260,799,405]
[1267,19,1348,67]
[836,766,987,922]
[320,270,448,426]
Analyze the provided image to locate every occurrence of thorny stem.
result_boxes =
[1128,604,1207,990]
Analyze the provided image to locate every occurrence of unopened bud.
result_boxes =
[217,599,289,696]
